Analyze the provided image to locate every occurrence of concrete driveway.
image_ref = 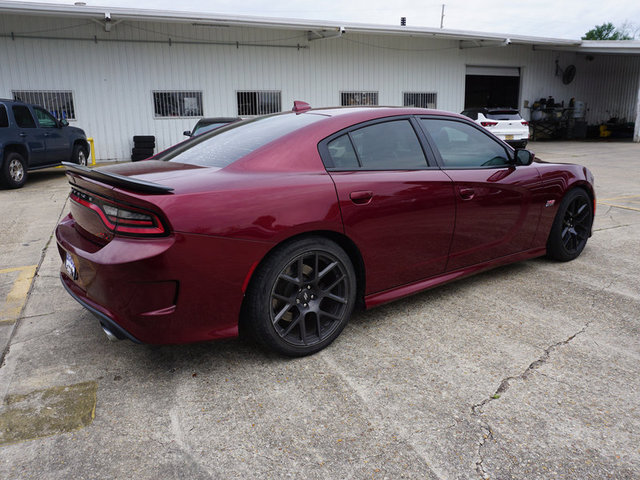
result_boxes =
[0,141,639,479]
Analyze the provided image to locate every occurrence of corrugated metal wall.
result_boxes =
[1,13,638,159]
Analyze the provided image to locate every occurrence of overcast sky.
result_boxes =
[16,0,640,40]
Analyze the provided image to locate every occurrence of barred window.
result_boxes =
[237,91,281,116]
[341,92,378,106]
[403,92,437,109]
[12,90,76,120]
[153,91,203,117]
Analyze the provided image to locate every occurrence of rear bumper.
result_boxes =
[55,214,270,344]
[60,273,142,343]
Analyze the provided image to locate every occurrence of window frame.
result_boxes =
[417,115,515,170]
[236,90,282,116]
[12,90,76,121]
[403,92,438,109]
[340,91,379,107]
[152,90,204,118]
[318,116,438,172]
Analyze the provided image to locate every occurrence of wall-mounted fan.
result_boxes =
[555,60,577,84]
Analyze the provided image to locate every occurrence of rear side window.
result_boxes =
[12,105,36,128]
[349,120,428,170]
[0,105,8,128]
[421,118,510,168]
[167,113,323,168]
[327,135,359,169]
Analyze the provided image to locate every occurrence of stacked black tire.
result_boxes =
[131,135,155,162]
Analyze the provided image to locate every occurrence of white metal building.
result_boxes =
[1,1,639,161]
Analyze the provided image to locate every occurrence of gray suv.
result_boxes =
[0,99,90,188]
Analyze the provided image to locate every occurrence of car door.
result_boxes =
[11,105,47,165]
[33,106,69,163]
[320,117,456,295]
[419,117,542,272]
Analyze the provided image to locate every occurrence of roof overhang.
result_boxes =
[1,1,639,55]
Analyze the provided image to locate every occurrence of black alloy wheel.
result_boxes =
[547,188,593,261]
[245,237,356,356]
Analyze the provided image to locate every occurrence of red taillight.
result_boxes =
[481,121,498,127]
[70,189,166,236]
[521,121,529,126]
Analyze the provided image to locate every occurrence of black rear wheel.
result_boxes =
[244,237,356,356]
[546,188,593,261]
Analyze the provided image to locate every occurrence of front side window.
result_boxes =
[12,105,36,128]
[420,118,510,168]
[34,107,58,128]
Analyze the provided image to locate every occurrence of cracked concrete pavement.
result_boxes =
[0,141,639,479]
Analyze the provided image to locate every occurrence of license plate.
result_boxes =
[505,135,514,140]
[65,252,77,280]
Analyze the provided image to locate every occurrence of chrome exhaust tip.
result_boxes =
[101,324,121,342]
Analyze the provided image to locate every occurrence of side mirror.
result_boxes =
[183,130,192,137]
[59,118,69,127]
[514,149,534,166]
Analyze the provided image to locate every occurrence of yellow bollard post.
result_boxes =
[87,137,96,166]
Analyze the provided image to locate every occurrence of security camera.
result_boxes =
[505,38,512,45]
[339,26,345,34]
[105,12,111,22]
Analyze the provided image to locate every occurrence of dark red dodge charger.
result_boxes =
[56,104,595,356]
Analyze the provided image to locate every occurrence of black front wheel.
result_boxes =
[244,237,357,356]
[546,188,593,261]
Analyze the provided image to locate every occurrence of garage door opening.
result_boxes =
[465,66,520,109]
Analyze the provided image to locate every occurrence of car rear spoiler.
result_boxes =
[62,162,174,194]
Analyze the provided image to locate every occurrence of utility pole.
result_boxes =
[440,4,445,29]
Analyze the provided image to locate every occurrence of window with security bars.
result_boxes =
[340,92,378,106]
[237,91,281,116]
[12,90,76,120]
[153,91,203,117]
[403,92,437,109]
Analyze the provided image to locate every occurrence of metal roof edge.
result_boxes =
[0,0,582,46]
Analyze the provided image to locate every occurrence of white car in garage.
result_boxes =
[461,108,529,148]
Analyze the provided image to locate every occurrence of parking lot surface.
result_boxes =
[0,141,639,479]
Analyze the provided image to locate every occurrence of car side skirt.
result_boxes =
[365,246,546,308]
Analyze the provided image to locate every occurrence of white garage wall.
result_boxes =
[1,14,638,160]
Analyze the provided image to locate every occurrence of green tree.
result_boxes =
[582,22,632,40]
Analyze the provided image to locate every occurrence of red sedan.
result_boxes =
[56,104,595,356]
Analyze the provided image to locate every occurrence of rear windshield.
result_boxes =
[486,111,521,120]
[168,113,324,168]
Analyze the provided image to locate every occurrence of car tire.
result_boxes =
[546,188,593,262]
[133,135,155,143]
[244,236,357,357]
[1,152,27,189]
[72,144,89,166]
